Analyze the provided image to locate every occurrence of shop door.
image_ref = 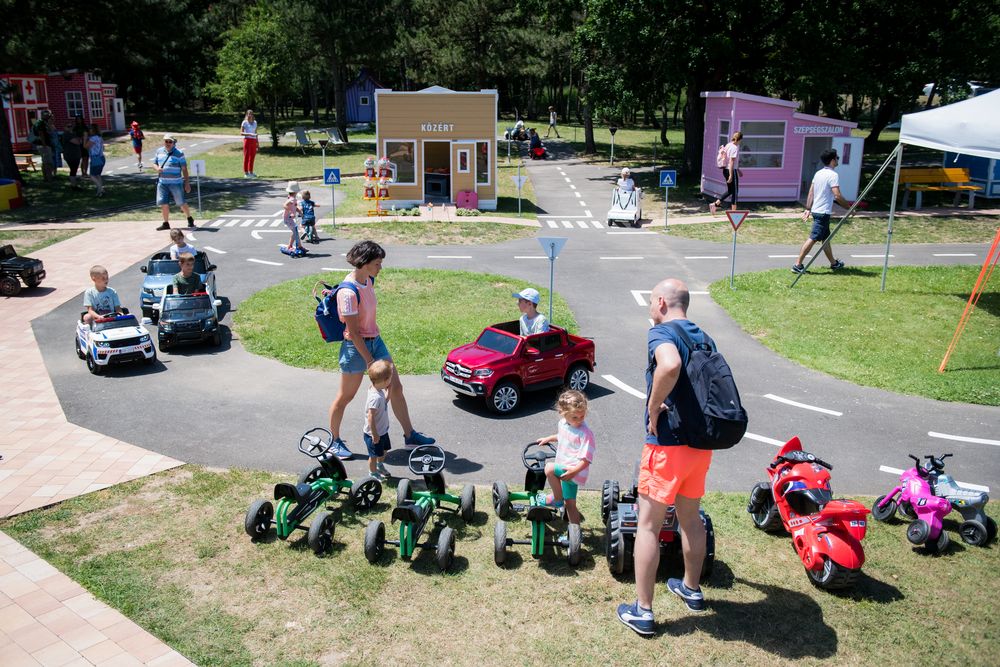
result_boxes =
[451,141,476,204]
[831,136,865,200]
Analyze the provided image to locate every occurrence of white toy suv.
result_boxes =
[75,312,156,374]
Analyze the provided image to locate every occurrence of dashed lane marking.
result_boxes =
[933,253,976,257]
[514,256,547,259]
[202,246,226,254]
[251,229,288,240]
[600,256,643,260]
[608,231,656,235]
[684,255,727,259]
[764,393,842,416]
[564,177,571,183]
[743,433,785,446]
[879,465,989,492]
[427,255,472,259]
[579,200,587,206]
[601,374,647,399]
[247,258,283,266]
[569,184,577,190]
[928,431,1000,447]
[769,254,811,259]
[574,191,581,198]
[851,254,894,258]
[539,215,590,218]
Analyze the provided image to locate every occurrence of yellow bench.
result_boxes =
[14,154,37,172]
[898,167,982,209]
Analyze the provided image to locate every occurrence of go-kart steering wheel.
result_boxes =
[298,427,334,459]
[522,440,556,473]
[408,445,446,475]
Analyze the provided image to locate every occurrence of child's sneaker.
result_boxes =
[331,438,353,461]
[791,263,806,274]
[830,259,845,270]
[616,601,655,636]
[404,430,435,448]
[376,462,390,477]
[667,578,706,612]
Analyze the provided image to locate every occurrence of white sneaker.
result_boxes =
[370,470,386,481]
[376,462,390,477]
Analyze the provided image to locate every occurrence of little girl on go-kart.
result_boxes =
[535,390,596,525]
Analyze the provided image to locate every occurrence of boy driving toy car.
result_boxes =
[83,264,123,323]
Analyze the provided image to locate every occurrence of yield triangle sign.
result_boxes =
[537,236,567,259]
[726,210,749,231]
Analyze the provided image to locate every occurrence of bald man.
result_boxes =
[617,278,714,635]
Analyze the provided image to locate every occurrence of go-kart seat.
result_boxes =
[274,482,315,505]
[524,468,547,494]
[526,505,554,523]
[784,486,833,516]
[392,501,429,525]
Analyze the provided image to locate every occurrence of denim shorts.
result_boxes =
[809,213,832,241]
[157,181,185,206]
[363,432,391,458]
[338,335,391,374]
[554,464,579,500]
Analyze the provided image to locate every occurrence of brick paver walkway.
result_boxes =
[0,221,194,665]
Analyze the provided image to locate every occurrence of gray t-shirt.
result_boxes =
[519,313,550,336]
[363,387,390,437]
[83,286,121,315]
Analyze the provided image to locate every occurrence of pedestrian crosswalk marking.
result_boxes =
[270,220,283,227]
[240,219,255,227]
[561,221,573,228]
[576,221,588,228]
[225,219,240,227]
[255,219,269,227]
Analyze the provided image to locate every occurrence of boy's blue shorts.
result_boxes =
[364,432,391,458]
[339,336,391,374]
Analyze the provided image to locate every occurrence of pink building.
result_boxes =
[701,91,864,202]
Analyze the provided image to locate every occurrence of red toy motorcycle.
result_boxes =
[747,437,870,590]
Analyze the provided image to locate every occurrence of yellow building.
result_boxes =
[374,86,498,210]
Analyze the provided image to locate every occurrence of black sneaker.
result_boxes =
[156,222,170,231]
[187,216,196,228]
[791,263,806,274]
[830,259,845,270]
[667,578,706,612]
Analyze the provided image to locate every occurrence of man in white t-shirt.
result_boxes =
[793,149,852,274]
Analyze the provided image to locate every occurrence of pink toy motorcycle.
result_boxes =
[872,454,952,553]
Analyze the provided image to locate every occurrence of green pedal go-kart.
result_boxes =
[364,445,476,572]
[491,441,582,567]
[244,427,383,555]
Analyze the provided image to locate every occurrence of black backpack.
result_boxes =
[651,321,748,450]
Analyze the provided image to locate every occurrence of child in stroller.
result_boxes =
[506,118,529,142]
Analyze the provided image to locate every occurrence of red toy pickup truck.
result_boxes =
[441,321,596,414]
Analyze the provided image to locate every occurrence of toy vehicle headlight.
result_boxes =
[160,322,173,331]
[139,335,150,342]
[473,369,493,377]
[96,341,110,348]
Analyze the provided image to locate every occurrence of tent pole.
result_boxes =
[881,144,905,291]
[938,225,1000,372]
[791,143,902,288]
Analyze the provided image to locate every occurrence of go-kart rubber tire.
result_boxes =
[986,516,998,542]
[907,519,931,545]
[396,478,413,507]
[806,556,860,590]
[297,465,325,486]
[75,336,85,359]
[460,484,476,523]
[86,353,103,375]
[211,332,221,347]
[748,483,781,532]
[492,481,512,520]
[350,476,382,510]
[159,340,170,353]
[244,499,273,539]
[24,275,40,288]
[144,350,157,366]
[959,519,988,546]
[606,511,627,575]
[436,526,456,572]
[567,522,582,567]
[601,479,620,525]
[565,364,590,393]
[494,520,508,566]
[701,514,715,582]
[898,500,917,521]
[925,527,950,554]
[488,381,521,414]
[307,511,336,555]
[0,276,21,297]
[871,495,898,522]
[364,520,385,564]
[150,311,159,325]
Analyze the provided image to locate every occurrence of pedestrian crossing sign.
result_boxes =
[726,210,749,231]
[324,168,341,185]
[659,170,677,188]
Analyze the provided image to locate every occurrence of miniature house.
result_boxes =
[701,91,865,201]
[374,86,498,209]
[345,68,381,124]
[2,73,50,151]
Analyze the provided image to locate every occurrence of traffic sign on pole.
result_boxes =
[660,169,677,229]
[725,210,750,288]
[537,237,568,322]
[324,168,341,185]
[189,160,206,213]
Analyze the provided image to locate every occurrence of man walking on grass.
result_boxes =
[793,148,852,274]
[153,134,195,231]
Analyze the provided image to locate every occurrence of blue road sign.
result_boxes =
[659,170,677,188]
[324,168,341,185]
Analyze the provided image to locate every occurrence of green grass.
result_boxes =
[0,172,158,223]
[234,269,577,375]
[198,140,375,181]
[0,228,88,254]
[3,465,997,666]
[711,266,1000,404]
[88,191,249,223]
[321,220,536,245]
[667,215,1000,244]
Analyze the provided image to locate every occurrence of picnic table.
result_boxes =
[14,154,37,172]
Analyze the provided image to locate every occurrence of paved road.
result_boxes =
[34,149,1000,497]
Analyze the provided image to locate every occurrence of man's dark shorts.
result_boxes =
[809,213,832,241]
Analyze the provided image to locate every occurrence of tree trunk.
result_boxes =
[268,100,280,148]
[681,81,706,178]
[309,74,320,126]
[866,96,900,149]
[925,83,937,109]
[660,95,670,146]
[672,89,682,127]
[333,62,348,145]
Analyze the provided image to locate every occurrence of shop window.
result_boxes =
[360,95,370,106]
[740,120,784,168]
[66,91,84,118]
[718,119,730,150]
[457,149,470,173]
[476,141,489,184]
[385,140,416,184]
[35,80,47,103]
[89,91,104,118]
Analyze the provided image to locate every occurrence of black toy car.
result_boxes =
[155,290,222,351]
[1,244,45,296]
[602,464,714,581]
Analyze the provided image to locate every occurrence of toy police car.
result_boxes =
[75,312,156,374]
[154,289,222,351]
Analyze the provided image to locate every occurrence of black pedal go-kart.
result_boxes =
[602,464,714,580]
[491,441,583,567]
[364,445,476,572]
[244,428,383,555]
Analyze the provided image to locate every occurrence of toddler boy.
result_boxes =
[83,265,123,323]
[364,359,394,480]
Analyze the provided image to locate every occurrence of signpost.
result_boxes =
[512,160,527,216]
[189,160,206,213]
[324,167,341,228]
[537,236,568,322]
[609,126,618,165]
[659,169,677,229]
[725,210,749,289]
[318,138,329,172]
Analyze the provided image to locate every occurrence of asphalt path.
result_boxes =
[34,149,1000,498]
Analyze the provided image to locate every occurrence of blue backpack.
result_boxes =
[314,280,369,343]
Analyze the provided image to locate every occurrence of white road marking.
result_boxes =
[576,221,588,228]
[251,229,289,240]
[630,290,647,306]
[851,254,894,258]
[933,253,976,257]
[189,142,201,147]
[690,291,709,295]
[601,256,643,260]
[218,214,247,217]
[255,219,269,227]
[270,220,283,227]
[574,191,581,198]
[562,221,573,228]
[209,219,224,227]
[514,255,547,259]
[240,219,255,227]
[272,210,283,217]
[564,177,571,183]
[547,221,558,228]
[322,267,349,272]
[648,318,655,326]
[608,231,656,235]
[224,219,240,227]
[764,393,843,416]
[769,254,811,259]
[928,431,1000,447]
[591,221,603,229]
[202,246,226,254]
[116,166,129,170]
[185,233,196,241]
[539,215,590,218]
[579,200,587,206]
[601,374,647,399]
[247,258,282,266]
[879,465,989,492]
[743,432,785,447]
[569,184,577,190]
[584,210,592,218]
[685,255,728,259]
[427,255,472,259]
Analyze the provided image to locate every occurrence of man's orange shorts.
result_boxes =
[637,443,713,505]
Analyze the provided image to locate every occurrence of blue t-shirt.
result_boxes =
[83,286,121,315]
[301,199,316,222]
[154,146,187,185]
[644,319,711,446]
